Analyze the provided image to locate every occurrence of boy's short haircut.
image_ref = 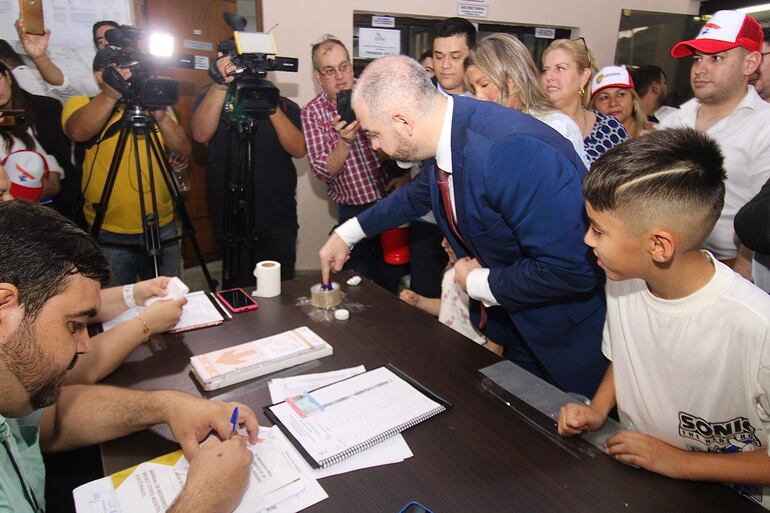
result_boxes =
[432,17,477,49]
[584,127,726,247]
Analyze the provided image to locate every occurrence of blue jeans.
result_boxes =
[97,223,181,286]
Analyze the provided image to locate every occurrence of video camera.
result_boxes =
[101,25,179,108]
[215,13,298,117]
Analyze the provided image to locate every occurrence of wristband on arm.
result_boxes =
[123,284,136,308]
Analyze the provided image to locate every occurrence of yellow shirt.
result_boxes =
[62,96,173,234]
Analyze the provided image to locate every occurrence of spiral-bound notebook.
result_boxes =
[264,365,451,469]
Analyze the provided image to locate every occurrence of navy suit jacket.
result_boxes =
[358,96,607,396]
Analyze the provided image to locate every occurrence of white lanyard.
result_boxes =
[2,437,44,513]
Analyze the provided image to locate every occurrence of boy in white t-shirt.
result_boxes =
[558,127,770,507]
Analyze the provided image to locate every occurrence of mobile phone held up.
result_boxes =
[336,89,356,124]
[215,288,259,314]
[19,0,45,35]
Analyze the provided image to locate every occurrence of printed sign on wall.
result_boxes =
[358,27,401,58]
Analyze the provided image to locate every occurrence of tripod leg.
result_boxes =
[91,113,133,237]
[134,128,163,276]
[147,127,218,291]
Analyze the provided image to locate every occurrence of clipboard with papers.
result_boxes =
[264,364,451,469]
[101,290,226,334]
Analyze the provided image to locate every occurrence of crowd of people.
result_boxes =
[0,8,769,513]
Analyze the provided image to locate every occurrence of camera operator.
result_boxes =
[191,53,305,286]
[62,47,191,286]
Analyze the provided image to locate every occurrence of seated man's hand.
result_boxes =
[160,392,259,459]
[319,232,352,284]
[134,276,170,305]
[141,297,186,334]
[557,402,606,436]
[332,114,359,146]
[171,437,253,513]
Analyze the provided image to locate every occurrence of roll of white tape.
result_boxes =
[253,260,281,297]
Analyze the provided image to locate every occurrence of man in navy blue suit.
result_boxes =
[320,56,607,397]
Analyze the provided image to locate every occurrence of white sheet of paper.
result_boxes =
[102,291,222,332]
[73,427,327,513]
[145,277,189,306]
[268,366,414,477]
[72,475,120,513]
[268,366,366,403]
[269,367,442,465]
[312,433,412,479]
[253,427,328,513]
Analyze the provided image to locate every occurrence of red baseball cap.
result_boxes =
[671,10,763,58]
[2,150,49,202]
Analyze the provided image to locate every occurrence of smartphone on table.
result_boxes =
[215,288,259,314]
[19,0,45,35]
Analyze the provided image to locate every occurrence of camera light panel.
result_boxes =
[149,32,175,57]
[234,31,277,55]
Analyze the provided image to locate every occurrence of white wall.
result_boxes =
[263,0,699,271]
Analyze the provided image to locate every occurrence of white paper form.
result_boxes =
[102,291,223,333]
[312,435,412,479]
[73,427,327,513]
[268,366,366,403]
[268,366,413,478]
[269,366,443,465]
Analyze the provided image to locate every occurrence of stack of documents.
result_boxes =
[74,367,425,513]
[268,366,414,478]
[190,327,333,390]
[73,427,327,513]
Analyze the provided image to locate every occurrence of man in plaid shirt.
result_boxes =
[302,35,404,292]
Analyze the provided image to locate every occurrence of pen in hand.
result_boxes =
[229,406,239,438]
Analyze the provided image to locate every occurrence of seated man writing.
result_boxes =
[0,200,256,513]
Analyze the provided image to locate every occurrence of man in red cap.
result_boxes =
[661,10,770,283]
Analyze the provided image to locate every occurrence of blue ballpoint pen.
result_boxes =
[230,406,239,437]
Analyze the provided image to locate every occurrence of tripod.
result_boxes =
[220,116,260,289]
[90,101,218,291]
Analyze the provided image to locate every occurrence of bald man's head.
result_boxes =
[352,55,439,122]
[352,55,444,162]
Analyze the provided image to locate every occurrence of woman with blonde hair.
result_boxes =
[589,65,651,138]
[541,38,627,164]
[467,32,588,167]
